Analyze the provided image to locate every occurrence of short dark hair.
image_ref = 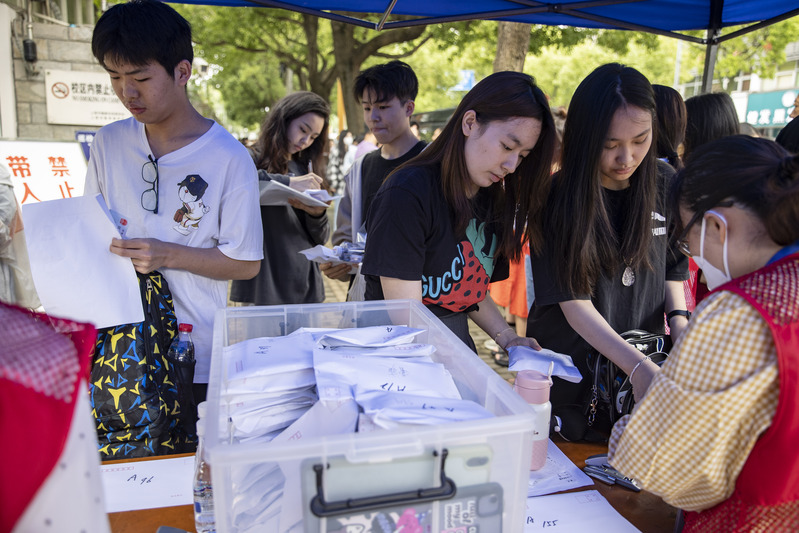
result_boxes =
[683,92,739,161]
[671,135,799,247]
[353,60,418,104]
[92,0,193,77]
[775,118,799,153]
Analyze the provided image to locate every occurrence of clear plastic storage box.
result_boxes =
[205,299,535,533]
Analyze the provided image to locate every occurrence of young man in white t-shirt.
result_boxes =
[85,0,264,399]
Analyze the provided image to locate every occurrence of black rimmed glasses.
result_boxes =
[675,200,735,258]
[141,155,159,214]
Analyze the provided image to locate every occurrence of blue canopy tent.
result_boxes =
[171,0,799,92]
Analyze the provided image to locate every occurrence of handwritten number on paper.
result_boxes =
[542,519,559,527]
[126,474,155,485]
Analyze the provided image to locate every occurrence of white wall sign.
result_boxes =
[0,140,87,205]
[45,70,129,126]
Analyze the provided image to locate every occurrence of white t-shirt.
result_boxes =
[84,118,264,381]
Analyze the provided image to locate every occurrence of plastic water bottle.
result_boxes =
[194,416,216,533]
[168,323,195,362]
[513,370,552,471]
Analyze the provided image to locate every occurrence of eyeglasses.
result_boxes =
[141,155,159,214]
[675,200,734,258]
[677,240,692,258]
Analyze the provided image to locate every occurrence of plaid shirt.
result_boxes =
[608,289,779,511]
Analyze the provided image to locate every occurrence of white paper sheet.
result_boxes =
[508,346,583,383]
[100,456,194,513]
[259,180,334,208]
[298,244,359,269]
[525,490,640,532]
[22,194,143,327]
[528,440,594,497]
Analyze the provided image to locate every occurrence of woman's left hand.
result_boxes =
[288,198,328,216]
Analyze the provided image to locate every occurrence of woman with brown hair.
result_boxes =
[361,71,558,351]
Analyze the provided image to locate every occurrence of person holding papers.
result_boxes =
[361,71,557,352]
[229,91,331,306]
[609,135,799,531]
[85,0,263,402]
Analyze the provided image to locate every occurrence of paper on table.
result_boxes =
[259,180,333,208]
[22,194,143,328]
[525,490,640,532]
[528,440,594,497]
[100,456,194,513]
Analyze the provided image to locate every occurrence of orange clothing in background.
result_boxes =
[490,244,529,318]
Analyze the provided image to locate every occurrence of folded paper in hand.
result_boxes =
[298,245,359,270]
[258,180,339,208]
[507,346,583,383]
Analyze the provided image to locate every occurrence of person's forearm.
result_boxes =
[665,280,689,340]
[468,296,514,347]
[559,300,647,375]
[166,244,260,280]
[380,276,422,301]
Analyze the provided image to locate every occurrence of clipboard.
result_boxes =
[259,179,331,208]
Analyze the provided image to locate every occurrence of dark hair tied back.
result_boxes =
[778,154,799,183]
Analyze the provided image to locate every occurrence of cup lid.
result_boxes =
[514,370,551,390]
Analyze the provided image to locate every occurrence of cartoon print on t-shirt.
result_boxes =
[423,219,497,312]
[173,174,210,235]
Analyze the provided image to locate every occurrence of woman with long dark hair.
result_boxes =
[230,91,331,305]
[361,71,557,351]
[610,135,799,531]
[527,63,689,438]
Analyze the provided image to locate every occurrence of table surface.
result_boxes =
[107,439,677,533]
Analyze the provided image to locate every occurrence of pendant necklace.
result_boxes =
[622,259,635,287]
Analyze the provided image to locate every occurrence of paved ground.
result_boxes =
[322,275,516,386]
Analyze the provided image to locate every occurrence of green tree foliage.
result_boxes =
[713,18,799,79]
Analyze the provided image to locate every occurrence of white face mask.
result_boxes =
[692,210,732,290]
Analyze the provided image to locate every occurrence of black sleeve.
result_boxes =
[490,254,510,283]
[298,209,330,246]
[362,170,430,281]
[258,169,291,186]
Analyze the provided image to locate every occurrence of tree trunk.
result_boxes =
[331,21,365,135]
[493,22,532,73]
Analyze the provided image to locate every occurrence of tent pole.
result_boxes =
[700,30,719,94]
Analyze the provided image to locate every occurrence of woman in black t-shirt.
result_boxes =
[362,71,557,351]
[527,64,690,438]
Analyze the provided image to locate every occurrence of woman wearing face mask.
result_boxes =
[527,64,690,439]
[609,135,799,532]
[230,91,331,306]
[361,71,557,351]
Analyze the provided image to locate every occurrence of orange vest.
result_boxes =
[683,253,799,532]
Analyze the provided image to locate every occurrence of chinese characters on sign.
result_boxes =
[1,141,87,205]
[45,70,129,126]
[745,90,797,127]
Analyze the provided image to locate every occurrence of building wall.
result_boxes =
[13,20,102,140]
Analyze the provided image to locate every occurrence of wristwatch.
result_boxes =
[666,309,691,322]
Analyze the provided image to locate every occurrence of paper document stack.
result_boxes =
[211,325,495,532]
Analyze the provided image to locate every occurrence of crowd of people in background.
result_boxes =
[3,1,799,531]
